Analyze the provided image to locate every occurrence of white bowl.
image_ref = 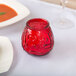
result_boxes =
[0,0,30,28]
[0,36,13,73]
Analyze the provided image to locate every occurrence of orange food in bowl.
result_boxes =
[0,4,17,22]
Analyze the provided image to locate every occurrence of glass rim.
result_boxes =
[26,18,49,30]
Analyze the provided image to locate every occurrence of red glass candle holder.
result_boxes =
[22,18,54,56]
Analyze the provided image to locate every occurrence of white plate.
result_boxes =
[0,0,30,28]
[0,0,76,76]
[0,36,13,73]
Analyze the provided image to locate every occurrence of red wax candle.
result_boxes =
[22,18,54,56]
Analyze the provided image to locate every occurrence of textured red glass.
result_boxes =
[22,18,54,56]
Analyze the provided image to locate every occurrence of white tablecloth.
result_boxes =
[0,0,76,76]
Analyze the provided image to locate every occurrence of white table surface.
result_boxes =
[0,0,76,76]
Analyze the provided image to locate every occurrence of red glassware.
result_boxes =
[22,18,54,56]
